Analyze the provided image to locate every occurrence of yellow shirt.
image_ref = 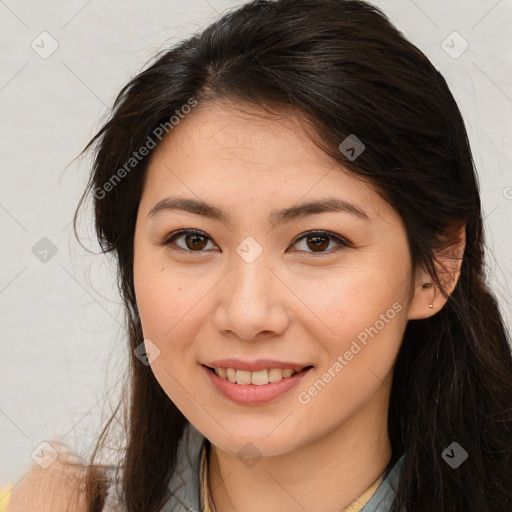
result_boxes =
[0,484,13,512]
[199,440,384,512]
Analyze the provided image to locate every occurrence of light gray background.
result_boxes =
[1,0,511,492]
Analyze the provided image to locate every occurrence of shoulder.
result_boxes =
[7,441,89,512]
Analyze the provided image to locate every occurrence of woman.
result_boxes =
[9,0,512,511]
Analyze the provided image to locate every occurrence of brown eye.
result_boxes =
[305,234,330,252]
[182,233,208,250]
[161,229,350,256]
[163,229,218,252]
[291,231,350,255]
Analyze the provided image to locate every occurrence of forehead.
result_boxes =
[141,100,393,225]
[151,100,335,169]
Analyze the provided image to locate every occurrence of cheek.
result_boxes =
[135,280,205,359]
[133,243,200,341]
[296,303,406,421]
[133,262,204,413]
[298,264,409,379]
[292,260,408,333]
[132,256,211,404]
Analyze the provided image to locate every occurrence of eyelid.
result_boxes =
[289,230,352,252]
[160,228,214,247]
[159,228,353,255]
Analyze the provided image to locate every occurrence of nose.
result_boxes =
[213,253,291,341]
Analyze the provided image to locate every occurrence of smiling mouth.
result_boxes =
[204,365,314,385]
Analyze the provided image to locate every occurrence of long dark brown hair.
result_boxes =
[69,0,512,510]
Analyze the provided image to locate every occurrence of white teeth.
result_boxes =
[213,367,301,384]
[226,368,237,383]
[268,368,283,382]
[251,369,269,386]
[236,370,252,385]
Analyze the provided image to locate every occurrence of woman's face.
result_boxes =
[133,100,416,456]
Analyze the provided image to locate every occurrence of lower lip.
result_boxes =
[202,365,313,405]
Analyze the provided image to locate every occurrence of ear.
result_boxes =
[407,223,466,320]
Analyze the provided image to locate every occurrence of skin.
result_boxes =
[133,100,465,512]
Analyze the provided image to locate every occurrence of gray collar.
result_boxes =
[103,421,405,511]
[165,422,405,512]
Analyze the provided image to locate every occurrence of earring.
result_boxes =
[422,283,434,309]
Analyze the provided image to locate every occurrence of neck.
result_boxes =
[208,374,393,512]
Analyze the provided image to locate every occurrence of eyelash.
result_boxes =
[160,228,352,256]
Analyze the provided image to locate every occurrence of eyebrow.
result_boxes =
[147,195,370,227]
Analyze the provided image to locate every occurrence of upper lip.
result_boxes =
[202,359,313,372]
